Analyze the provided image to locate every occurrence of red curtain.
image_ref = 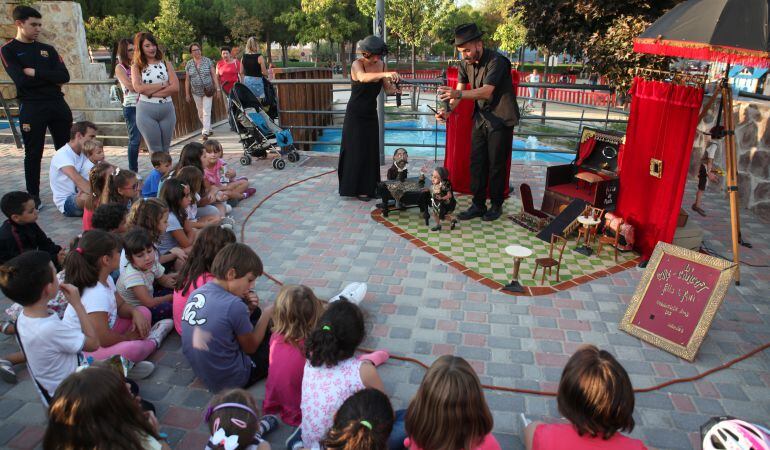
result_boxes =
[444,67,517,196]
[614,77,704,259]
[576,137,596,166]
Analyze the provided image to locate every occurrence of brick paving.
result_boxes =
[0,125,768,450]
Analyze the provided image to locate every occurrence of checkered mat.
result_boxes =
[374,195,640,291]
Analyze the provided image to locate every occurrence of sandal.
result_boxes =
[258,414,279,437]
[0,359,17,384]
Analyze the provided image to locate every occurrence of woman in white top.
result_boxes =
[114,38,143,171]
[130,32,179,153]
[526,69,540,107]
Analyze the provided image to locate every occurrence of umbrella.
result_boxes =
[634,0,770,68]
[631,0,769,285]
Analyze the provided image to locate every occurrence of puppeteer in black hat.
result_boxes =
[436,22,520,223]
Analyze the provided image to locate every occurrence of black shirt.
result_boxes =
[0,219,61,269]
[242,53,263,77]
[0,39,69,102]
[458,48,519,130]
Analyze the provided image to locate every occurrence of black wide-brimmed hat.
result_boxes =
[453,23,484,46]
[358,35,388,55]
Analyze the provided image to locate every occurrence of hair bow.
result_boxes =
[210,426,239,450]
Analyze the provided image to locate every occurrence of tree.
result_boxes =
[358,0,453,74]
[85,15,140,75]
[430,4,498,60]
[481,0,526,55]
[146,0,196,61]
[180,0,229,44]
[223,5,263,45]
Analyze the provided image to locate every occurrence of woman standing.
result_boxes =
[114,38,143,172]
[240,37,268,100]
[338,36,400,200]
[216,46,241,95]
[131,32,179,153]
[185,42,220,141]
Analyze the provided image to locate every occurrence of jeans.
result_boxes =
[123,105,142,172]
[62,193,84,217]
[388,409,407,450]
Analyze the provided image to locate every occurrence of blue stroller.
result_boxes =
[228,82,300,169]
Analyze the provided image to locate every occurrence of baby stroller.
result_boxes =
[228,82,300,169]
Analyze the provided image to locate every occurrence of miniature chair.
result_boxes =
[533,234,568,284]
[518,183,550,229]
[576,206,604,244]
[597,215,624,262]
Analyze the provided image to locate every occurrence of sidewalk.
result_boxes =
[0,125,768,449]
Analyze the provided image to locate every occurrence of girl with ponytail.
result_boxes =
[323,389,394,450]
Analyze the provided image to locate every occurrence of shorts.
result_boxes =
[62,193,84,217]
[698,165,708,191]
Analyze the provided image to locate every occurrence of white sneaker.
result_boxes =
[148,319,174,348]
[225,204,233,214]
[329,282,367,305]
[127,360,156,379]
[221,217,236,228]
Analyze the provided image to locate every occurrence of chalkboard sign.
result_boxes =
[619,242,736,361]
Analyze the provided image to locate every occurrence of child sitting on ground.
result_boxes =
[92,202,129,234]
[158,178,196,257]
[117,229,176,323]
[126,198,187,271]
[60,230,173,368]
[175,165,227,227]
[172,142,228,216]
[181,243,273,392]
[323,389,395,450]
[142,151,173,198]
[401,355,499,450]
[524,345,647,450]
[105,167,140,211]
[44,367,170,449]
[428,167,457,231]
[80,139,106,180]
[172,225,237,335]
[0,251,99,405]
[205,389,279,450]
[82,162,114,231]
[0,191,65,269]
[291,299,388,450]
[203,139,255,201]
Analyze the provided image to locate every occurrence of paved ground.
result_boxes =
[0,126,768,450]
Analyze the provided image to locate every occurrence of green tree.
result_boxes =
[430,4,497,60]
[145,0,196,61]
[223,5,263,45]
[180,0,229,44]
[84,15,140,75]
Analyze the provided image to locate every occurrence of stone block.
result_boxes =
[752,201,770,221]
[749,149,770,179]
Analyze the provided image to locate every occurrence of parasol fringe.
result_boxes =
[634,38,770,68]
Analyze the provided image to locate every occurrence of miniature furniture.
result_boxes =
[576,206,605,245]
[533,234,568,284]
[376,177,431,218]
[597,215,624,262]
[518,183,550,230]
[541,127,624,216]
[503,245,533,293]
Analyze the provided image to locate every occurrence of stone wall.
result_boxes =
[0,1,118,123]
[691,95,770,222]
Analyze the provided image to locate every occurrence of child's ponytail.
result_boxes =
[85,162,114,212]
[64,230,122,294]
[323,389,394,450]
[305,299,365,368]
[105,167,137,205]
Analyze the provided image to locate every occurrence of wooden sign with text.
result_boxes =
[620,242,736,361]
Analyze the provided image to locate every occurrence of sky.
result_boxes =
[456,0,482,7]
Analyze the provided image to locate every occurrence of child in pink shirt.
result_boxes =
[262,284,325,427]
[172,224,236,335]
[525,345,647,450]
[402,355,500,450]
[202,139,255,201]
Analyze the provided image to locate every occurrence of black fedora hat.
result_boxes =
[453,23,484,47]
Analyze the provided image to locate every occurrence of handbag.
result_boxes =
[194,60,215,97]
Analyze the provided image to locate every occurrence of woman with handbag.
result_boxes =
[185,42,220,141]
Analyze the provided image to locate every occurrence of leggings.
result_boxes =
[84,306,157,363]
[136,100,176,153]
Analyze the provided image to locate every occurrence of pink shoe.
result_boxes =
[359,350,389,367]
[242,188,257,199]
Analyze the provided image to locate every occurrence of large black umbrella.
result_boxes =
[634,0,770,68]
[632,0,769,285]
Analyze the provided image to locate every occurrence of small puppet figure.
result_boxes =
[429,166,457,231]
[387,148,409,182]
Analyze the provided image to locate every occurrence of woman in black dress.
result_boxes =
[338,36,400,200]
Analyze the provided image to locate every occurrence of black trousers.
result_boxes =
[470,122,513,208]
[18,99,73,197]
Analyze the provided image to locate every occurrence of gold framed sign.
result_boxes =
[619,242,736,361]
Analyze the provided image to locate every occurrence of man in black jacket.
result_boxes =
[437,23,519,222]
[1,5,73,208]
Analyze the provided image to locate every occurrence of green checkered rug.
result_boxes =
[381,195,638,287]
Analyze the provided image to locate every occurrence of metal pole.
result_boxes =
[375,0,386,165]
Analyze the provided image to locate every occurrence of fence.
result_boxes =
[272,68,334,151]
[518,86,616,107]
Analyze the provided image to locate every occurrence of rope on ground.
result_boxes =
[239,166,770,397]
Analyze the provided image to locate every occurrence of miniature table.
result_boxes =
[377,177,431,217]
[576,215,601,256]
[503,245,533,293]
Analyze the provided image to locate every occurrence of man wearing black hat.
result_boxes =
[437,23,518,222]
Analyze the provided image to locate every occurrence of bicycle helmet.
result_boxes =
[702,418,770,450]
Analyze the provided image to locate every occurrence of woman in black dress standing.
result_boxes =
[338,36,400,200]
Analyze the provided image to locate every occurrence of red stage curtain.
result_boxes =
[576,136,596,166]
[614,77,704,260]
[444,67,517,196]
